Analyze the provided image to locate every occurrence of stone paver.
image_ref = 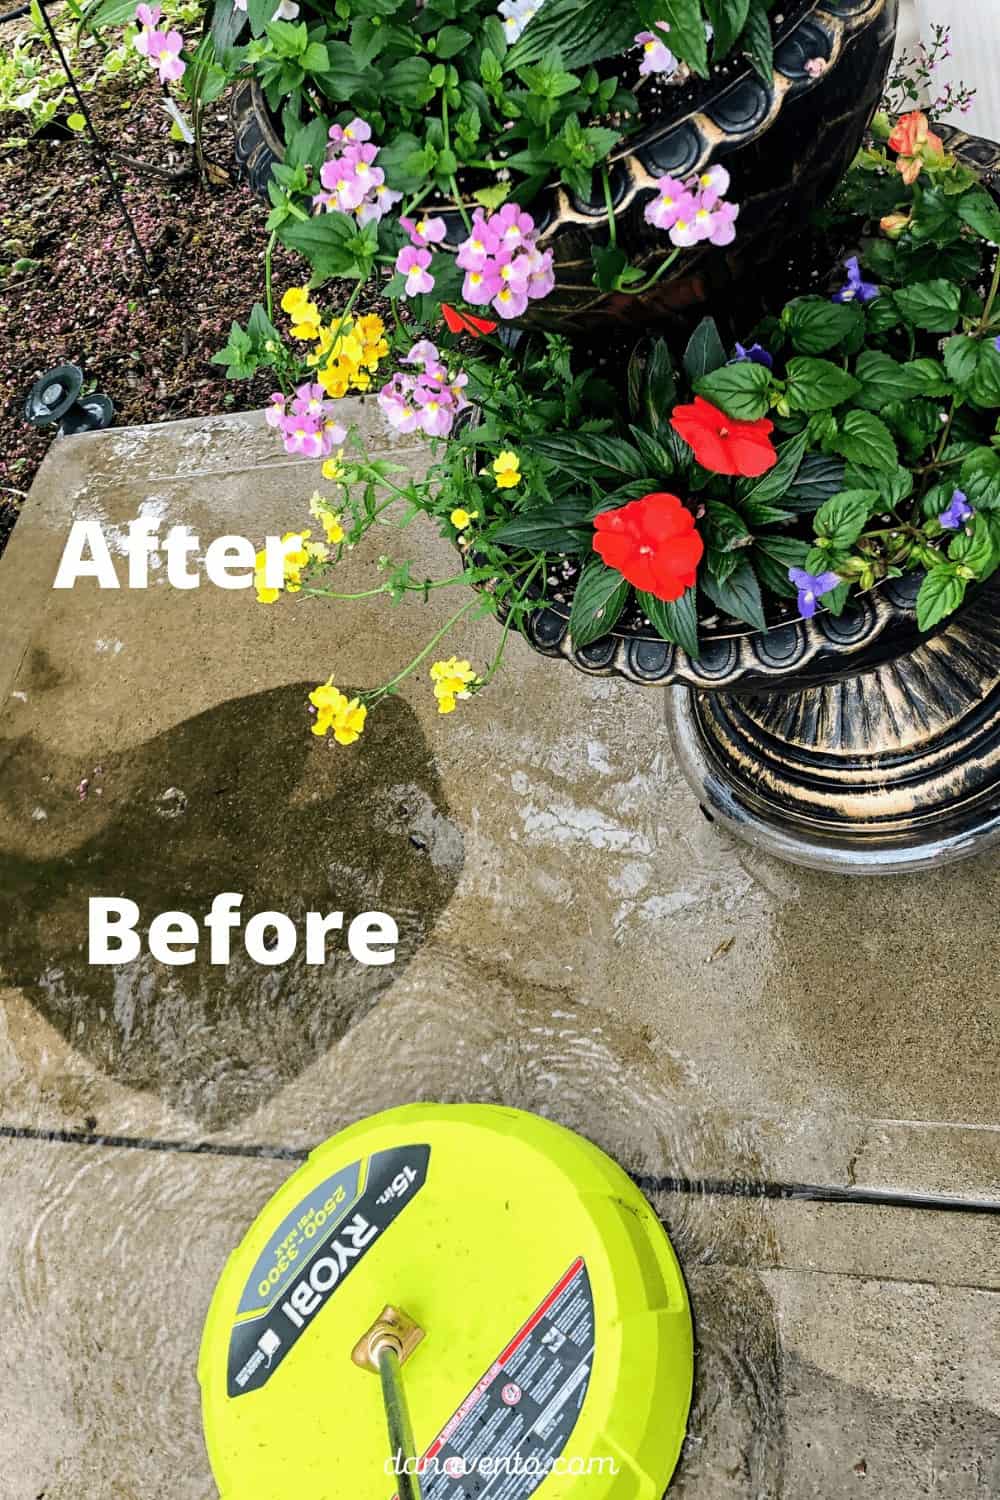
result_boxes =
[1,409,998,1497]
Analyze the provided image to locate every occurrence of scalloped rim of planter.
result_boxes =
[515,571,954,691]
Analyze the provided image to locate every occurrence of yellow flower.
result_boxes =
[308,493,346,545]
[280,286,322,341]
[322,454,346,482]
[492,451,521,489]
[252,530,315,604]
[450,508,479,531]
[308,679,368,744]
[429,657,480,714]
[356,314,386,344]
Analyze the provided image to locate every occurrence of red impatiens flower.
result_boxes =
[670,397,778,477]
[441,303,498,337]
[593,492,703,602]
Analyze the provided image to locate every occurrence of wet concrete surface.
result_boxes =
[1,408,998,1497]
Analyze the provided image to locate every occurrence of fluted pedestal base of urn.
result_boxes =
[665,588,1000,875]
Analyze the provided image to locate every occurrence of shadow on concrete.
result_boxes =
[0,684,464,1127]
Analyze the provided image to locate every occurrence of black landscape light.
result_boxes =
[24,364,115,436]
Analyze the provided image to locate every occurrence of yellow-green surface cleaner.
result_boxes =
[199,1104,693,1497]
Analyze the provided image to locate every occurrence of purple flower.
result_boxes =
[994,335,1000,355]
[731,342,773,369]
[636,23,677,77]
[939,489,973,529]
[832,256,879,304]
[789,567,841,619]
[396,245,435,297]
[644,176,691,232]
[401,215,447,248]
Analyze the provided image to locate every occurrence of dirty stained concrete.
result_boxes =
[0,407,998,1498]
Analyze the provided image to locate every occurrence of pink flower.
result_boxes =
[644,177,693,231]
[357,183,403,224]
[329,118,372,146]
[413,387,455,437]
[378,375,420,435]
[523,247,555,300]
[396,246,435,297]
[705,199,739,246]
[462,266,501,305]
[804,56,827,78]
[232,0,247,9]
[636,24,677,77]
[694,163,730,206]
[493,202,535,251]
[492,280,530,319]
[456,215,497,271]
[403,339,441,368]
[281,418,325,459]
[150,28,185,82]
[134,2,161,37]
[265,393,287,429]
[401,215,447,248]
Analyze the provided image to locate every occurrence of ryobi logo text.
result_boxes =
[226,1145,431,1397]
[280,1212,378,1330]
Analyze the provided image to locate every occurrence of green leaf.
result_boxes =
[784,297,861,355]
[704,0,750,56]
[948,513,996,578]
[782,453,846,511]
[916,569,968,632]
[508,0,638,69]
[831,411,898,473]
[704,499,751,551]
[960,447,1000,509]
[644,338,678,432]
[742,0,773,81]
[943,334,982,390]
[568,559,630,646]
[434,25,473,58]
[384,56,435,107]
[637,587,700,658]
[853,351,952,410]
[753,534,810,596]
[866,291,901,334]
[638,0,709,73]
[970,341,1000,408]
[701,559,766,630]
[694,361,773,420]
[814,489,877,549]
[66,112,86,132]
[957,187,1000,246]
[525,432,648,483]
[894,279,962,333]
[683,317,727,382]
[785,356,861,413]
[736,428,810,509]
[902,357,952,397]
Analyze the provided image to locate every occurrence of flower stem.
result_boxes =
[370,597,480,700]
[618,246,681,297]
[600,166,617,249]
[979,249,1000,331]
[264,230,276,323]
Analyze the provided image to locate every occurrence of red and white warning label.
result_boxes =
[392,1258,595,1500]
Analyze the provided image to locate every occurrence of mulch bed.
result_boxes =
[0,31,386,559]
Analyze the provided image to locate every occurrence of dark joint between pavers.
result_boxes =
[2,1123,999,1218]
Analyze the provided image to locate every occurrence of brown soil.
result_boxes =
[0,33,384,559]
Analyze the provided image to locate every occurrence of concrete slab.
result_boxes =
[0,1135,997,1500]
[1,408,999,1495]
[1,408,998,1197]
